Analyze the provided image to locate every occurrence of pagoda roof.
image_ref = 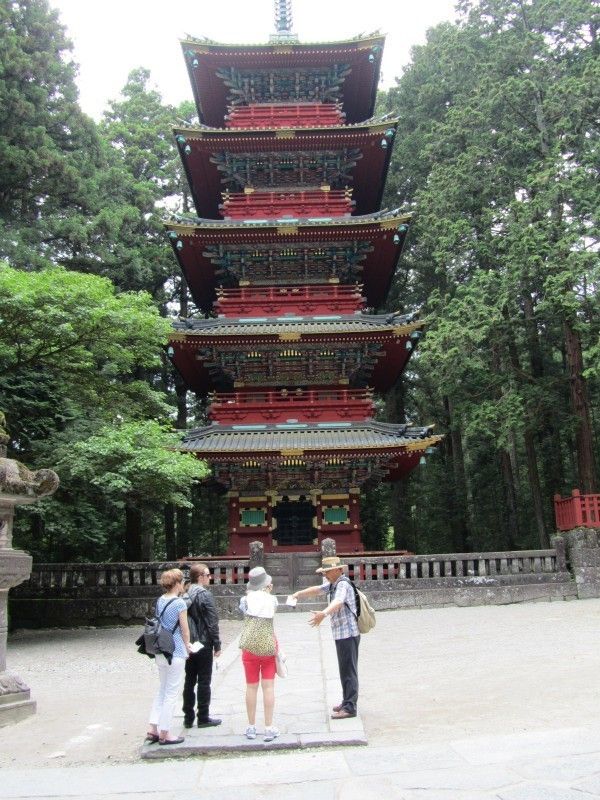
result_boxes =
[178,420,442,486]
[168,207,407,232]
[169,311,423,394]
[181,420,437,454]
[181,33,385,126]
[165,209,411,311]
[172,311,418,337]
[174,120,397,218]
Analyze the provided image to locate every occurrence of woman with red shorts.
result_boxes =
[239,567,279,742]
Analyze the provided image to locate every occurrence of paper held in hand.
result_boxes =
[189,641,204,653]
[285,595,297,607]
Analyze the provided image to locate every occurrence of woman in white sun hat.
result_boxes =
[239,566,279,742]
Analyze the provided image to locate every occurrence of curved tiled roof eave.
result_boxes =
[171,311,423,338]
[179,421,442,454]
[164,208,412,233]
[172,117,399,138]
[180,33,386,50]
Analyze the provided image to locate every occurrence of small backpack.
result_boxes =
[135,598,180,662]
[340,577,376,634]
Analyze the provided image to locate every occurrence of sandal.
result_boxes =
[144,733,159,744]
[159,737,185,745]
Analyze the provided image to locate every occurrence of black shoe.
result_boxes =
[197,717,222,727]
[183,719,194,729]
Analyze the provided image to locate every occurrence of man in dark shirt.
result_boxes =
[182,562,222,727]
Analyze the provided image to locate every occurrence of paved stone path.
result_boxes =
[2,599,600,798]
[4,724,600,798]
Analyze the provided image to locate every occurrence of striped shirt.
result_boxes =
[156,596,187,659]
[320,576,359,640]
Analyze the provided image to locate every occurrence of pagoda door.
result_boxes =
[272,497,315,547]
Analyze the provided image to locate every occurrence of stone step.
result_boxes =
[0,694,36,725]
[0,687,30,707]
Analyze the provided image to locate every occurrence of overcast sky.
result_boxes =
[48,0,458,119]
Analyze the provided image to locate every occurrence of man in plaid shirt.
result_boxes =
[292,556,359,719]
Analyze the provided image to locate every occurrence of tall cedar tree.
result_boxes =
[0,0,102,268]
[0,2,207,559]
[380,0,599,551]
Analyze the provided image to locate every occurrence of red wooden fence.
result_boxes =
[554,489,600,531]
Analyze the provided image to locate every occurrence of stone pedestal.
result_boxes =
[0,434,59,727]
[0,502,35,725]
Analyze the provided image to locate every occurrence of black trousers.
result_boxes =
[334,635,360,714]
[182,646,214,723]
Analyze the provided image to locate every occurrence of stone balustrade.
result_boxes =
[9,559,251,628]
[8,540,579,627]
[339,543,574,609]
[14,559,249,596]
[345,546,566,582]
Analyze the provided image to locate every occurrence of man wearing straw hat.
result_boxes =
[291,556,359,719]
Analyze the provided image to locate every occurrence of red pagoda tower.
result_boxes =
[167,1,441,555]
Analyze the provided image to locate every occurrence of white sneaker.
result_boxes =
[263,726,280,742]
[245,725,256,740]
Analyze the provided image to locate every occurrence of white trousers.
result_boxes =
[148,654,186,733]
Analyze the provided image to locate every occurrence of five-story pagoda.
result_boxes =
[167,1,441,555]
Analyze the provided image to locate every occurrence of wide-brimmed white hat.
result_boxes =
[247,566,272,590]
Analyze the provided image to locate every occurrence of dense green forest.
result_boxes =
[1,0,598,561]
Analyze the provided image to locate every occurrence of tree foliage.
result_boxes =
[0,0,103,268]
[62,420,208,560]
[380,0,599,551]
[0,1,207,561]
[66,420,206,508]
[88,69,196,299]
[0,263,171,448]
[0,264,196,560]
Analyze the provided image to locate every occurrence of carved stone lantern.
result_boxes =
[0,416,59,725]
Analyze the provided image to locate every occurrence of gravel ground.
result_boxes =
[1,620,241,769]
[359,598,600,749]
[3,598,600,768]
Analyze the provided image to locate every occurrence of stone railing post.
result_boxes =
[562,527,600,598]
[0,425,59,726]
[248,540,264,570]
[551,535,568,572]
[321,537,336,557]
